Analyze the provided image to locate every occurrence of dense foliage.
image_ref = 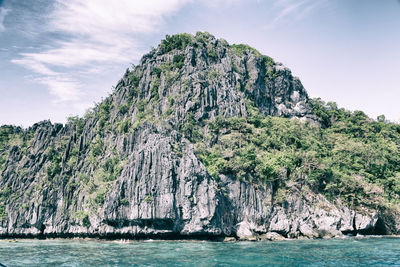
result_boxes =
[230,44,274,67]
[160,33,193,53]
[190,99,400,209]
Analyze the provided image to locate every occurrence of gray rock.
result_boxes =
[235,221,255,240]
[0,32,396,239]
[260,232,286,241]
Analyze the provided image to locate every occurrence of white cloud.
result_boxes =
[200,0,244,8]
[16,41,137,68]
[51,0,192,39]
[12,0,192,102]
[11,0,250,104]
[0,7,10,32]
[11,58,57,76]
[265,0,327,29]
[35,76,82,102]
[11,57,82,102]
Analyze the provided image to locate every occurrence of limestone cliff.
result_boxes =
[0,32,398,240]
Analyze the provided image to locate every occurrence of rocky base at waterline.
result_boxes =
[1,32,400,240]
[0,159,396,241]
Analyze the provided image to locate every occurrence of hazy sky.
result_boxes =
[1,0,399,127]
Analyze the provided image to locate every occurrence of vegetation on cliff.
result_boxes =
[0,32,399,237]
[192,99,400,210]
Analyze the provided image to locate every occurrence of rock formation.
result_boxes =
[0,32,398,240]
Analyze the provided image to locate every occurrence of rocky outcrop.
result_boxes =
[0,32,396,240]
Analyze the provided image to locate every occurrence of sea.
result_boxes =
[0,236,399,266]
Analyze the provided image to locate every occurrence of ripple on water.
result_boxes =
[0,237,400,266]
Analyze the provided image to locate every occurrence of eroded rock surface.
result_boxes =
[0,32,396,239]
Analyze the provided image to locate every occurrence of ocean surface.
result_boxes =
[0,237,399,266]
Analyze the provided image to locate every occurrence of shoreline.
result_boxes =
[1,234,399,243]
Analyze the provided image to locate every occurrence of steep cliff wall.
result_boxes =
[0,32,398,240]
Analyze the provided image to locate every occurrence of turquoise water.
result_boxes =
[0,237,399,266]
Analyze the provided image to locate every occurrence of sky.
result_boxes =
[0,0,399,127]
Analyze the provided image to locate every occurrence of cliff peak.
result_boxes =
[1,33,398,240]
[110,31,313,130]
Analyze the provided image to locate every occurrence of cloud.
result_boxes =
[0,7,10,31]
[35,76,82,102]
[201,0,244,8]
[11,0,250,104]
[12,0,193,102]
[11,57,82,102]
[51,0,192,39]
[12,58,56,76]
[265,0,326,29]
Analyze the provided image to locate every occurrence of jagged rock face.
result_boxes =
[0,32,394,239]
[117,33,313,127]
